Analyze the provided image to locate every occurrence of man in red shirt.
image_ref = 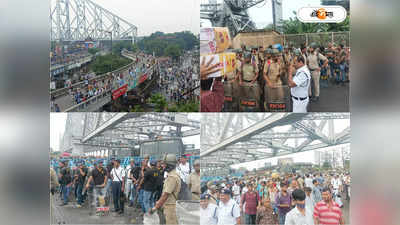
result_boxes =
[313,187,344,225]
[240,183,260,225]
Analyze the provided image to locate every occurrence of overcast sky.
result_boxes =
[231,143,350,170]
[93,0,200,36]
[201,0,322,28]
[50,113,67,152]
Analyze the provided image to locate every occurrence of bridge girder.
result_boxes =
[51,0,138,43]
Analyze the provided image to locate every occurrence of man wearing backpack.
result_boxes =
[240,183,260,225]
[217,188,241,225]
[275,181,292,225]
[59,160,73,206]
[110,159,125,215]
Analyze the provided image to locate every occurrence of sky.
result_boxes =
[230,143,350,170]
[201,0,323,28]
[50,113,67,152]
[93,0,200,36]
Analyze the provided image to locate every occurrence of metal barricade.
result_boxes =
[223,81,239,112]
[176,200,200,225]
[264,85,291,112]
[238,82,261,112]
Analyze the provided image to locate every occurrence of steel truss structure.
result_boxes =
[201,113,350,176]
[50,0,138,43]
[61,113,200,155]
[201,0,283,37]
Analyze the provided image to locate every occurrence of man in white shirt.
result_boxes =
[176,155,192,200]
[217,189,241,225]
[232,181,241,204]
[288,54,311,112]
[285,189,314,225]
[110,159,125,215]
[200,194,218,225]
[331,175,343,206]
[304,174,313,188]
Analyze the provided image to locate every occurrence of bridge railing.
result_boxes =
[64,89,112,112]
[63,60,158,112]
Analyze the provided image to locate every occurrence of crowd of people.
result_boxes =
[50,154,200,224]
[50,52,157,112]
[159,51,199,104]
[200,42,350,112]
[200,170,350,225]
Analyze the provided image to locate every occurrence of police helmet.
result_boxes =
[309,42,318,49]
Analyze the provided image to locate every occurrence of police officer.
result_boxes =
[150,154,181,225]
[200,194,218,225]
[288,55,311,112]
[251,46,259,67]
[264,48,285,103]
[307,42,328,102]
[239,51,261,111]
[239,51,259,86]
[188,160,201,200]
[216,188,241,225]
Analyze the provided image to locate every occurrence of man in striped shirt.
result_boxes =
[313,187,344,225]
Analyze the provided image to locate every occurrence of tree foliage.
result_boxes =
[321,0,350,12]
[90,54,132,75]
[148,93,167,112]
[88,48,100,55]
[136,31,197,57]
[282,11,350,34]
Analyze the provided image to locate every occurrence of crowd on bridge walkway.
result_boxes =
[200,169,350,225]
[200,42,350,113]
[50,154,200,224]
[50,52,157,112]
[159,51,200,104]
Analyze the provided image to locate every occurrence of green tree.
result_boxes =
[88,48,100,55]
[130,105,144,112]
[131,43,139,53]
[90,54,132,75]
[165,44,182,60]
[322,161,332,169]
[321,0,350,13]
[148,93,167,112]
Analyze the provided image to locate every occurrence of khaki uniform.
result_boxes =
[242,63,258,82]
[264,62,284,101]
[50,167,59,189]
[307,52,327,97]
[240,63,261,111]
[162,169,181,225]
[188,172,201,200]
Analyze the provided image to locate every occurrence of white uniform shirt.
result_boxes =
[176,162,191,184]
[284,206,314,225]
[200,203,218,225]
[111,166,125,182]
[232,184,240,196]
[217,199,240,225]
[291,65,311,98]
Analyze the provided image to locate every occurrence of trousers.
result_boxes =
[292,97,309,112]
